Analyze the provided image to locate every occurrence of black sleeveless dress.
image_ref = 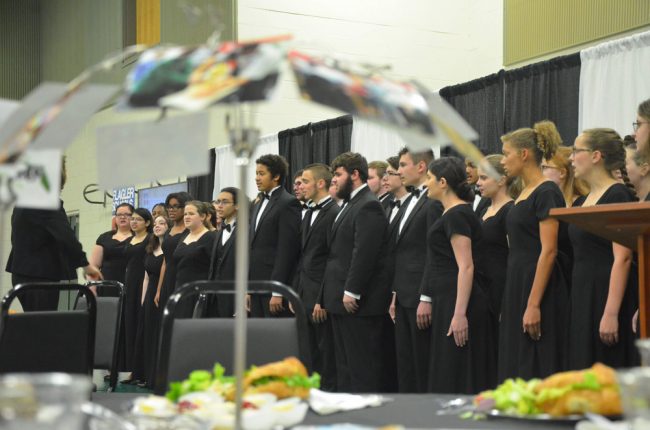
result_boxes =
[158,229,188,311]
[173,231,216,317]
[476,201,513,317]
[132,252,164,385]
[95,231,131,285]
[568,183,639,369]
[123,235,149,370]
[422,204,496,394]
[498,181,569,382]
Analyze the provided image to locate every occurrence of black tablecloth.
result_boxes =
[91,392,575,429]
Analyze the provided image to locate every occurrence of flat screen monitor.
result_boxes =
[138,182,187,212]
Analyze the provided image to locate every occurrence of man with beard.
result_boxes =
[318,152,393,392]
[296,164,339,391]
[393,148,442,392]
[249,154,301,317]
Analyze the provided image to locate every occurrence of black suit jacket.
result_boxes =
[319,186,391,316]
[391,195,443,308]
[208,225,236,281]
[474,196,491,217]
[6,201,88,280]
[379,192,393,214]
[249,187,301,285]
[295,199,339,312]
[385,195,411,285]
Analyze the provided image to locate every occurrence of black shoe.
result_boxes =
[103,374,111,382]
[119,378,136,385]
[137,380,148,388]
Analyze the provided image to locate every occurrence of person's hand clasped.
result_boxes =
[343,294,359,314]
[523,305,541,340]
[447,314,469,347]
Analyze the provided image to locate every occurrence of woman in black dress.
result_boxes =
[499,120,569,382]
[475,154,514,318]
[133,215,169,387]
[155,192,192,312]
[122,208,153,383]
[568,128,638,369]
[422,157,495,394]
[89,203,134,288]
[173,201,216,317]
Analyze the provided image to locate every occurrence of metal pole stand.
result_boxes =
[228,123,259,430]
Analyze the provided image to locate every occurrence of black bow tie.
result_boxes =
[260,192,270,201]
[221,223,235,232]
[412,187,427,198]
[301,201,310,209]
[390,200,401,209]
[310,198,331,211]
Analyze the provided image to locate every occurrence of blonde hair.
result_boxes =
[481,154,520,199]
[547,146,589,205]
[501,120,562,164]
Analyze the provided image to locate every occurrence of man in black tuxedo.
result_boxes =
[6,158,102,311]
[249,154,301,317]
[318,152,392,392]
[394,148,442,392]
[465,158,490,214]
[295,164,339,391]
[384,156,412,318]
[368,160,393,212]
[207,187,240,317]
[292,170,310,219]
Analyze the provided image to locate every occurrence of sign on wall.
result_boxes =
[112,186,136,214]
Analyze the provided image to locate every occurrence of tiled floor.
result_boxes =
[93,370,153,393]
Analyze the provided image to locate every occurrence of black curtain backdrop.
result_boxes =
[187,148,216,201]
[438,52,581,157]
[439,72,505,156]
[279,115,352,190]
[503,53,581,147]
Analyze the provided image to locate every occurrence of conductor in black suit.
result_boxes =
[206,187,240,317]
[319,152,392,392]
[5,157,102,311]
[393,148,442,392]
[249,154,301,317]
[296,164,339,391]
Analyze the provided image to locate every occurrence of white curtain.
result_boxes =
[351,117,440,162]
[579,30,650,137]
[213,133,280,200]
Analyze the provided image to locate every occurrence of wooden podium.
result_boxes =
[550,202,650,337]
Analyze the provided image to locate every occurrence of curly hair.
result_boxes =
[501,120,562,164]
[256,154,289,185]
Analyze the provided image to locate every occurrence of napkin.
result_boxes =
[308,389,391,415]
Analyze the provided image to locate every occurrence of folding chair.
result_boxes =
[75,281,124,391]
[0,283,96,375]
[154,280,312,395]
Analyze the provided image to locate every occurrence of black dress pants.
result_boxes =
[330,313,394,393]
[11,273,60,311]
[394,302,431,392]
